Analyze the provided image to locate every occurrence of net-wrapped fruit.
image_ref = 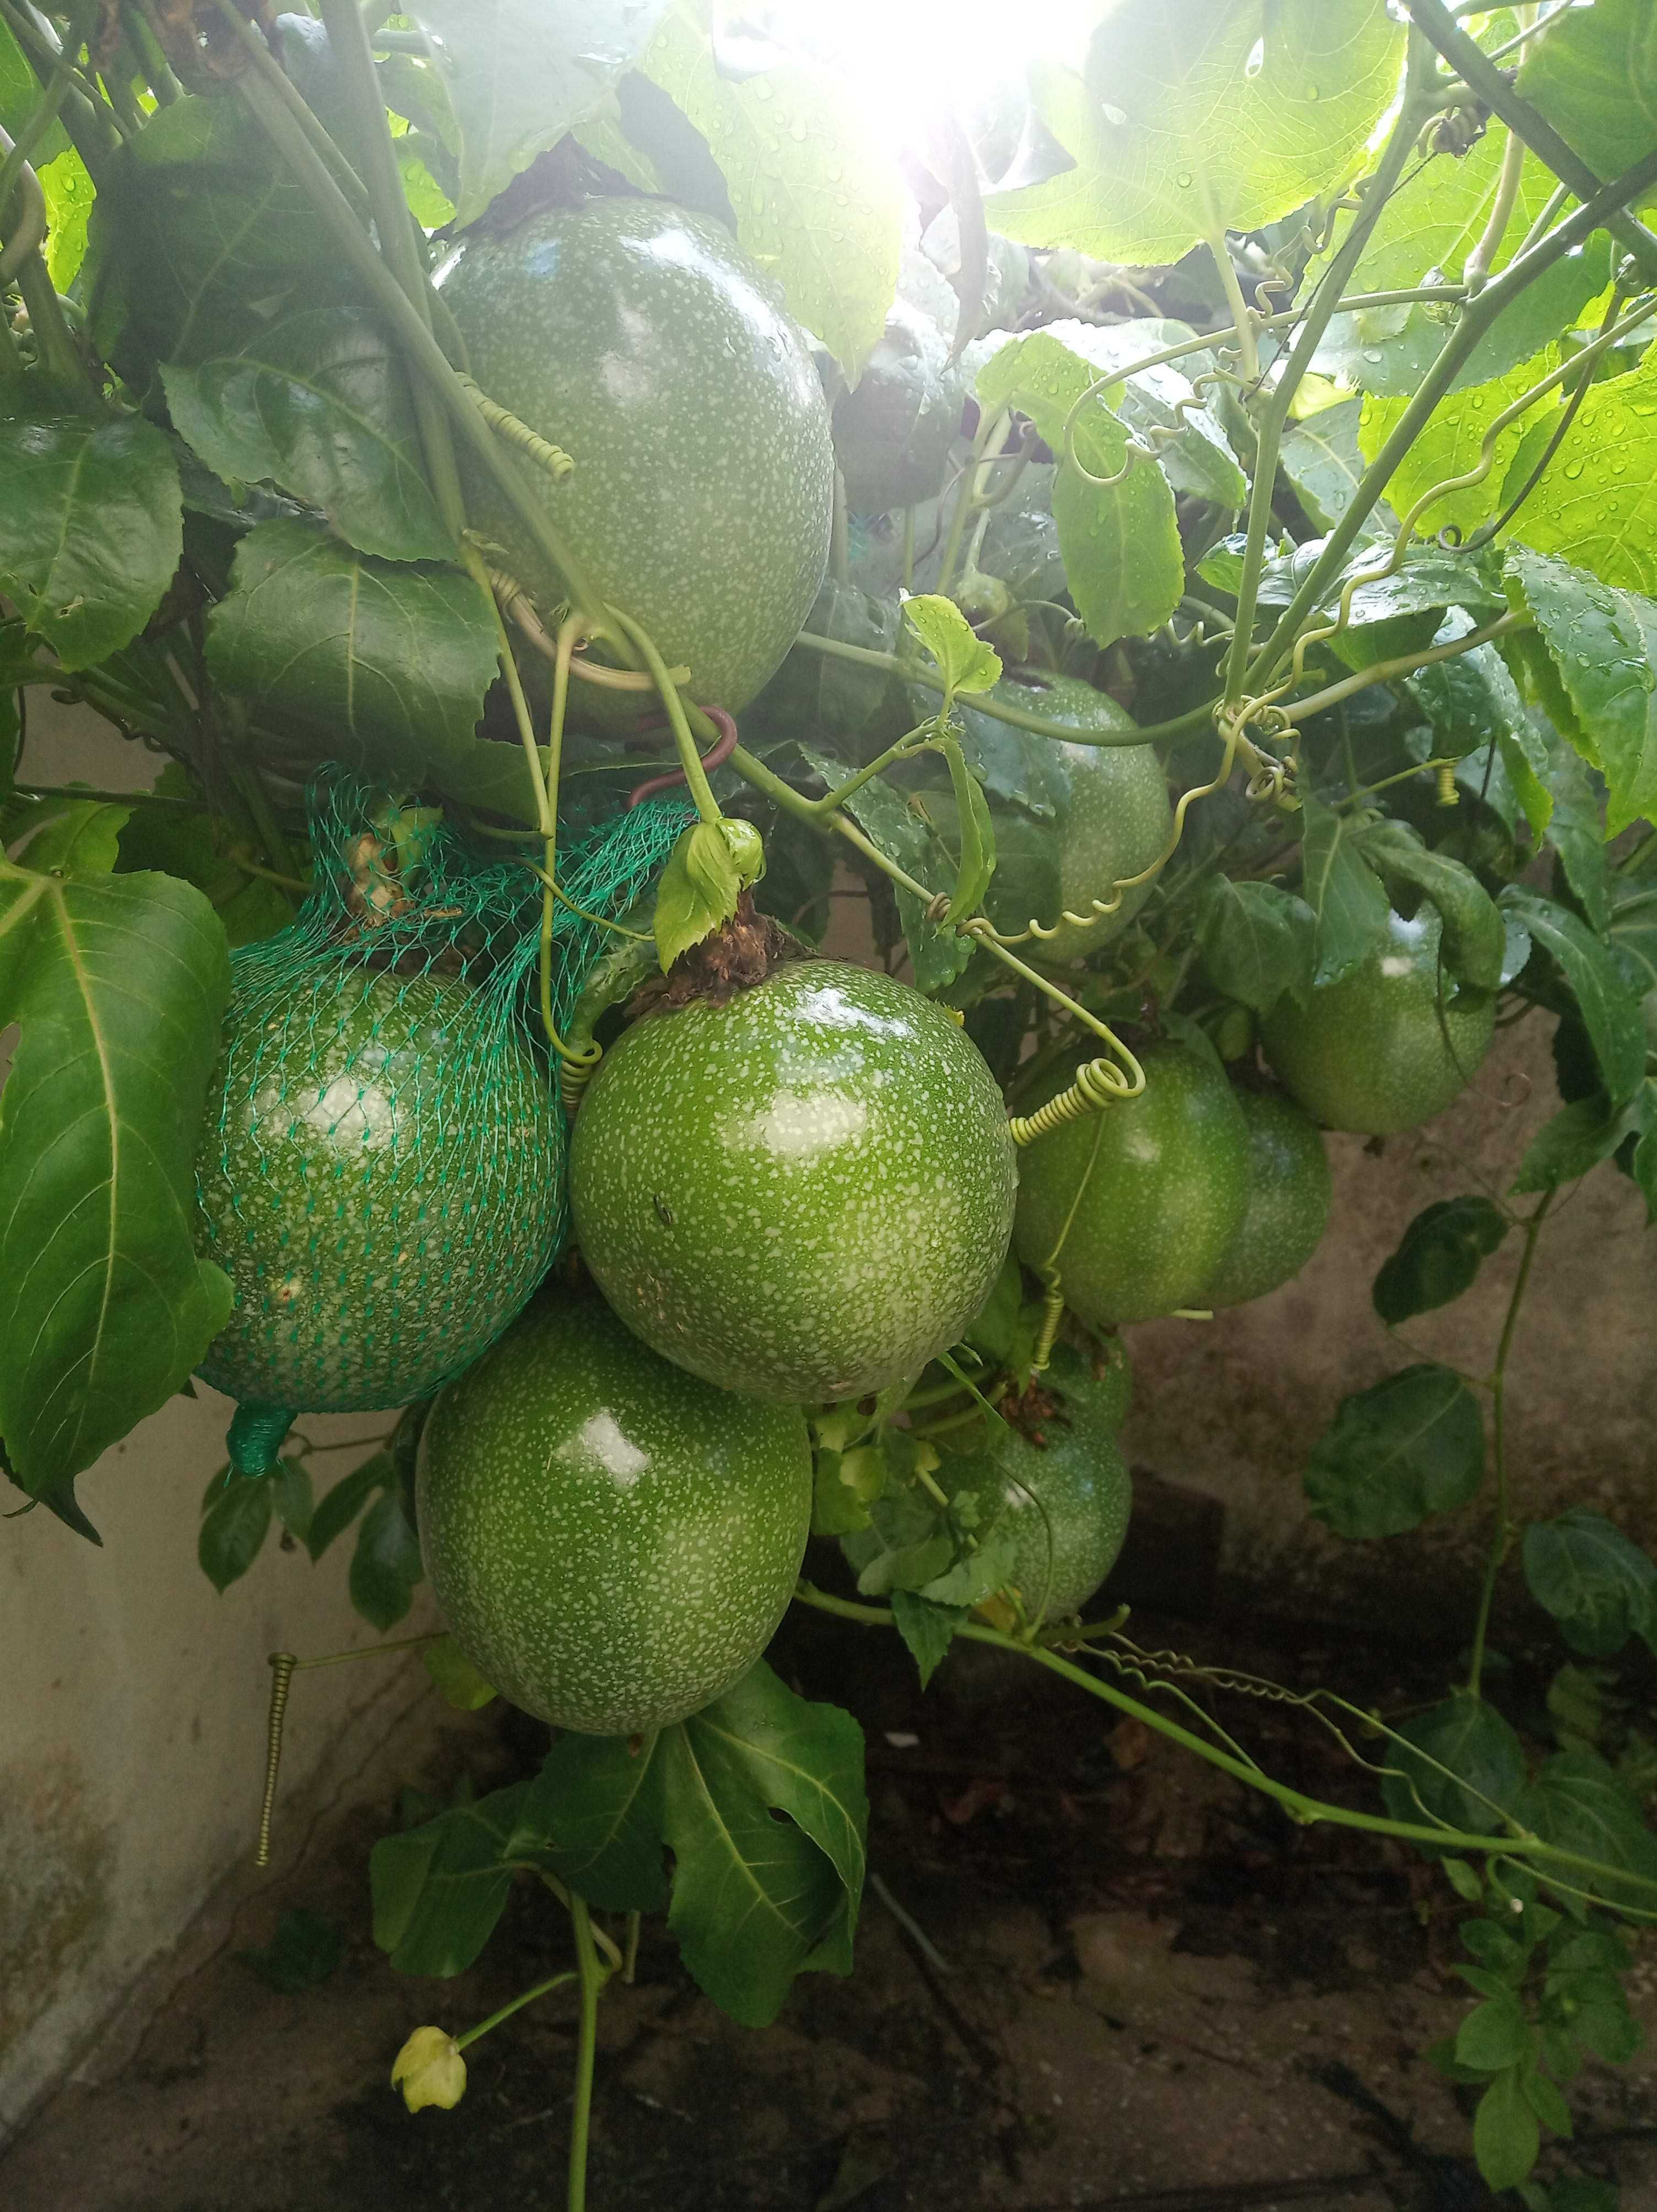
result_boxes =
[417,1289,813,1734]
[569,958,1018,1403]
[436,196,834,715]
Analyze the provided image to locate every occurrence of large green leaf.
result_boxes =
[1358,355,1549,541]
[1379,1694,1527,1841]
[1298,794,1390,988]
[0,417,182,673]
[977,331,1182,648]
[985,0,1401,265]
[1517,1751,1657,1918]
[1510,345,1657,602]
[1405,609,1536,774]
[1195,875,1314,1014]
[1518,0,1657,185]
[160,307,451,564]
[401,1,670,225]
[1499,886,1647,1106]
[204,518,536,818]
[1279,398,1366,532]
[1506,549,1657,836]
[1523,1510,1657,1660]
[640,1,901,382]
[371,1781,546,1976]
[1372,1197,1510,1327]
[0,861,232,1492]
[1304,1364,1485,1540]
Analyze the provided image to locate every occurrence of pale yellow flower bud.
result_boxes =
[391,2025,467,2113]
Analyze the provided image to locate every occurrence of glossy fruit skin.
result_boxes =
[195,968,562,1411]
[416,1290,812,1735]
[1259,909,1497,1136]
[987,675,1172,961]
[1202,1089,1332,1308]
[570,961,1018,1403]
[436,197,833,714]
[1014,1042,1251,1328]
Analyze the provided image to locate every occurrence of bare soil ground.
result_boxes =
[6,1585,1655,2212]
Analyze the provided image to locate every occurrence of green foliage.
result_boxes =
[1196,877,1314,1014]
[1518,0,1657,182]
[1523,1511,1657,1660]
[1507,550,1657,836]
[1304,1365,1485,1539]
[1372,1198,1510,1326]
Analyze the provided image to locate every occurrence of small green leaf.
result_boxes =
[1298,795,1390,988]
[1474,2067,1541,2193]
[888,1591,966,1690]
[902,595,1001,702]
[3,795,131,879]
[423,1635,499,1711]
[1457,1997,1534,2073]
[161,306,451,563]
[349,1488,424,1633]
[976,330,1183,649]
[1523,1510,1657,1660]
[652,819,743,971]
[1444,1857,1486,1905]
[0,417,183,673]
[371,1780,540,1976]
[1513,1094,1636,1194]
[1501,886,1647,1106]
[306,1450,393,1560]
[1357,822,1505,995]
[236,1907,343,1994]
[1372,1198,1510,1327]
[935,736,997,924]
[1519,2062,1575,2139]
[1195,876,1315,1015]
[1305,1365,1485,1539]
[1380,1694,1527,1843]
[984,0,1402,266]
[198,1476,274,1593]
[270,1459,313,1543]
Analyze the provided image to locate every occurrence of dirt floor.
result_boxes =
[6,1579,1656,2212]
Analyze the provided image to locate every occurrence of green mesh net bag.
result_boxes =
[194,775,690,1475]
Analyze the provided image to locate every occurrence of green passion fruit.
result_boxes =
[985,675,1172,962]
[436,196,834,714]
[1201,1088,1332,1309]
[417,1289,812,1734]
[569,959,1018,1403]
[194,967,562,1412]
[1014,1042,1250,1329]
[1259,909,1496,1136]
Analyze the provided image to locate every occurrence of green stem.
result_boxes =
[787,631,1214,747]
[121,1,180,102]
[1206,231,1259,383]
[607,607,721,822]
[1246,143,1657,699]
[225,64,607,618]
[1466,1190,1552,1699]
[1285,611,1529,725]
[226,758,300,882]
[935,408,1010,600]
[209,0,373,221]
[1401,0,1657,288]
[0,32,77,240]
[13,249,96,402]
[1223,51,1431,706]
[1464,111,1526,290]
[567,1894,607,2212]
[0,0,118,182]
[12,780,201,810]
[792,1583,1657,1899]
[455,1970,576,2053]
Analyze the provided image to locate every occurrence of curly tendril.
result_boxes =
[1008,1055,1141,1147]
[458,372,575,481]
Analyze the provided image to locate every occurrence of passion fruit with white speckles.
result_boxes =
[416,1288,813,1735]
[1201,1087,1331,1309]
[435,196,834,715]
[194,968,564,1413]
[568,959,1019,1404]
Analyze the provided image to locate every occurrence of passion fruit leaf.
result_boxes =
[1523,1511,1657,1661]
[2,795,131,878]
[1379,1693,1528,1842]
[114,767,296,950]
[639,0,901,381]
[1510,343,1657,603]
[1357,822,1505,995]
[888,1590,967,1690]
[39,149,93,291]
[1505,550,1657,837]
[1514,1094,1637,1196]
[977,330,1182,648]
[652,819,744,970]
[1298,796,1390,989]
[160,307,451,563]
[0,863,232,1493]
[1517,0,1657,185]
[1304,1364,1485,1541]
[764,580,910,747]
[1358,357,1547,544]
[371,1778,546,1977]
[1039,317,1246,508]
[398,0,669,225]
[1372,1197,1510,1327]
[1195,875,1314,1015]
[0,15,67,159]
[0,417,183,673]
[522,1660,868,2025]
[902,594,1001,702]
[349,1488,424,1633]
[986,0,1400,265]
[306,1450,394,1562]
[1515,1752,1657,1920]
[1499,887,1647,1107]
[197,1474,274,1593]
[797,740,972,990]
[1405,610,1535,771]
[204,519,533,816]
[1279,398,1366,533]
[935,735,997,923]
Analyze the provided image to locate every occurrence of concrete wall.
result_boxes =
[1,699,447,2134]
